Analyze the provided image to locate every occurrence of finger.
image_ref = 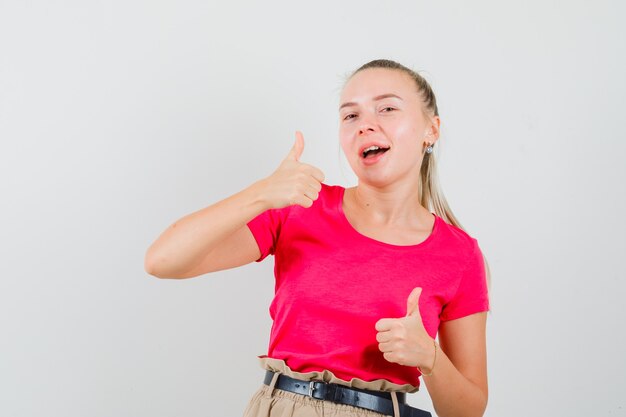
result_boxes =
[285,131,305,162]
[310,166,325,183]
[289,183,319,209]
[302,187,319,203]
[378,341,393,352]
[292,193,313,208]
[406,287,422,317]
[375,318,395,332]
[304,181,321,197]
[299,163,325,184]
[382,351,397,364]
[376,331,392,343]
[308,180,322,194]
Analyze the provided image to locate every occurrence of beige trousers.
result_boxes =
[242,357,421,417]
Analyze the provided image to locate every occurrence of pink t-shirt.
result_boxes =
[246,183,490,388]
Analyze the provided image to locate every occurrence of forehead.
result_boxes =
[340,68,416,104]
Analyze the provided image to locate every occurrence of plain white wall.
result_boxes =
[1,1,625,416]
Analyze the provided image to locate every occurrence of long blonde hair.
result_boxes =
[344,59,492,291]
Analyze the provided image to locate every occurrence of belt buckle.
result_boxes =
[307,380,317,397]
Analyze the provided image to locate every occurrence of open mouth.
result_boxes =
[362,145,390,159]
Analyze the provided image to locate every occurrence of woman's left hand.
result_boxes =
[375,287,435,370]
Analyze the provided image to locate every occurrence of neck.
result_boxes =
[351,181,426,225]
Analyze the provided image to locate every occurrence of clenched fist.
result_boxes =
[375,287,436,373]
[258,131,325,209]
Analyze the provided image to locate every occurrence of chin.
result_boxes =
[357,168,420,189]
[356,173,395,188]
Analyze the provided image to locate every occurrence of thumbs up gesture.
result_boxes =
[258,131,325,210]
[375,287,436,370]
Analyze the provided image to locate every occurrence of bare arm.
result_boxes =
[144,131,324,279]
[375,287,488,417]
[144,180,269,279]
[423,311,488,417]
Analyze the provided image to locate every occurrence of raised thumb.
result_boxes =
[286,131,305,161]
[406,287,422,317]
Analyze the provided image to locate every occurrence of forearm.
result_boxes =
[144,179,269,277]
[422,347,487,417]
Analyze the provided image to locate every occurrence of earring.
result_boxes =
[425,143,433,154]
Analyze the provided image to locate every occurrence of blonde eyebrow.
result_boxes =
[339,93,403,111]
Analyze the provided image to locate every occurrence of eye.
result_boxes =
[343,114,357,121]
[381,106,395,112]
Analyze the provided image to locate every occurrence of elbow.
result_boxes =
[144,253,163,278]
[478,383,488,416]
[434,387,488,417]
[472,379,489,417]
[480,391,488,416]
[144,248,170,279]
[144,249,194,279]
[472,390,488,417]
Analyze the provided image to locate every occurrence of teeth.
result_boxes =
[362,145,389,157]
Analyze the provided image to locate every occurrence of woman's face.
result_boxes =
[338,68,438,188]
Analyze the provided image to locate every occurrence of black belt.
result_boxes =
[263,370,432,417]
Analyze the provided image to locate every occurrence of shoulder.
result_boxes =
[319,182,344,199]
[288,182,344,216]
[434,216,481,261]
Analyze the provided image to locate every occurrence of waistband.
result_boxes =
[257,355,421,393]
[263,370,432,417]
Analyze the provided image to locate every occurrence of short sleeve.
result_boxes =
[440,239,490,321]
[246,206,292,262]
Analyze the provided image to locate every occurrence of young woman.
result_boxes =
[145,59,491,417]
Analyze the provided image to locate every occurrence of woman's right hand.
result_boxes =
[258,131,325,209]
[145,131,325,278]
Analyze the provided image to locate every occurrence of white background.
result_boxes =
[1,1,625,416]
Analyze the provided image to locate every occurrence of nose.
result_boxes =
[357,113,377,136]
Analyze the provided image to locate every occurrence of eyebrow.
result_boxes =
[339,93,403,111]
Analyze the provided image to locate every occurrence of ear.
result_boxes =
[423,115,441,146]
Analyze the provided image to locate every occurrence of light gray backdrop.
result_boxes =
[1,1,624,416]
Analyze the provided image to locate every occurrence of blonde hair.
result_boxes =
[343,59,492,292]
